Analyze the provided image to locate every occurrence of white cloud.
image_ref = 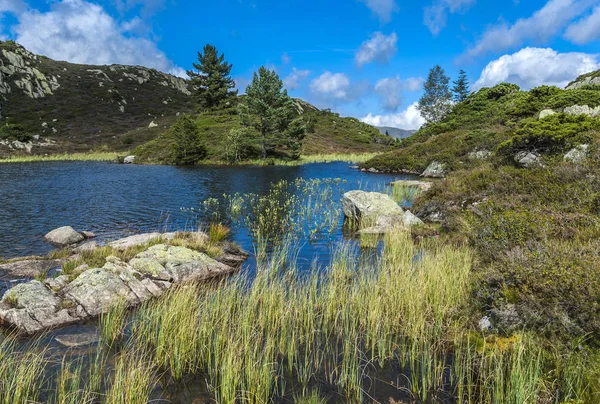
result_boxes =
[564,5,600,44]
[375,76,403,111]
[463,0,595,59]
[374,76,423,111]
[355,32,398,67]
[424,0,475,36]
[474,47,600,90]
[358,0,398,23]
[2,0,183,76]
[361,102,425,130]
[404,77,424,91]
[283,67,311,90]
[0,0,26,13]
[310,72,350,100]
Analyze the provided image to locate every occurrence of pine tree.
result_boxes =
[452,69,470,103]
[417,65,453,124]
[187,44,237,110]
[170,115,207,165]
[240,67,305,159]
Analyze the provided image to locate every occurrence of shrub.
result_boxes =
[0,123,32,142]
[497,113,600,157]
[546,89,600,109]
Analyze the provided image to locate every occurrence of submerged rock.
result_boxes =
[55,332,100,348]
[0,243,244,334]
[43,226,85,246]
[0,259,62,278]
[421,161,446,178]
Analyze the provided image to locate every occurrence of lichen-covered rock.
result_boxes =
[342,191,404,224]
[403,210,424,226]
[0,242,244,334]
[43,226,85,246]
[564,144,589,164]
[468,149,492,160]
[63,268,138,316]
[108,232,176,250]
[0,280,79,334]
[514,151,543,168]
[421,161,447,178]
[566,75,600,90]
[563,104,600,118]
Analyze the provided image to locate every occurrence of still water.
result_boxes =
[0,161,411,261]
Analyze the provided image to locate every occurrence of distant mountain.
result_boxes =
[376,126,416,139]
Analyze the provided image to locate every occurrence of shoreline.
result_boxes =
[0,152,381,165]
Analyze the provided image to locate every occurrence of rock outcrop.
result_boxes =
[421,161,447,178]
[0,259,63,278]
[0,243,244,334]
[515,152,543,168]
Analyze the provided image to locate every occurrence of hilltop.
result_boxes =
[376,126,415,140]
[0,41,394,159]
[0,41,194,157]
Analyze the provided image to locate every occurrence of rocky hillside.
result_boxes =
[362,74,600,175]
[376,126,415,140]
[0,40,194,156]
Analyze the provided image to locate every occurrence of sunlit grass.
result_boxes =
[0,152,121,163]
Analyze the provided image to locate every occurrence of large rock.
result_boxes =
[563,104,600,118]
[123,155,136,164]
[0,259,62,278]
[0,280,79,334]
[421,161,446,178]
[342,191,404,226]
[566,75,600,90]
[43,226,85,246]
[108,232,176,250]
[0,243,242,334]
[564,144,589,164]
[514,151,543,168]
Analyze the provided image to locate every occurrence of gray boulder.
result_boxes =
[514,151,542,168]
[123,155,135,164]
[566,76,600,90]
[342,191,404,226]
[0,280,79,334]
[564,105,600,118]
[43,226,85,246]
[73,241,99,253]
[108,232,177,250]
[421,161,446,178]
[468,149,492,160]
[564,144,589,164]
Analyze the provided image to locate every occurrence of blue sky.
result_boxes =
[0,0,599,128]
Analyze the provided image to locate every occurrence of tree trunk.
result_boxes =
[261,117,266,159]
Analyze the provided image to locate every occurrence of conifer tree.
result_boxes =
[240,67,305,159]
[452,69,470,102]
[187,44,237,109]
[417,65,453,124]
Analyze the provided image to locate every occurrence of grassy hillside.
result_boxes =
[381,71,600,346]
[363,82,600,173]
[0,40,194,157]
[134,101,396,164]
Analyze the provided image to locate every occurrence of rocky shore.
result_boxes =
[0,228,247,334]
